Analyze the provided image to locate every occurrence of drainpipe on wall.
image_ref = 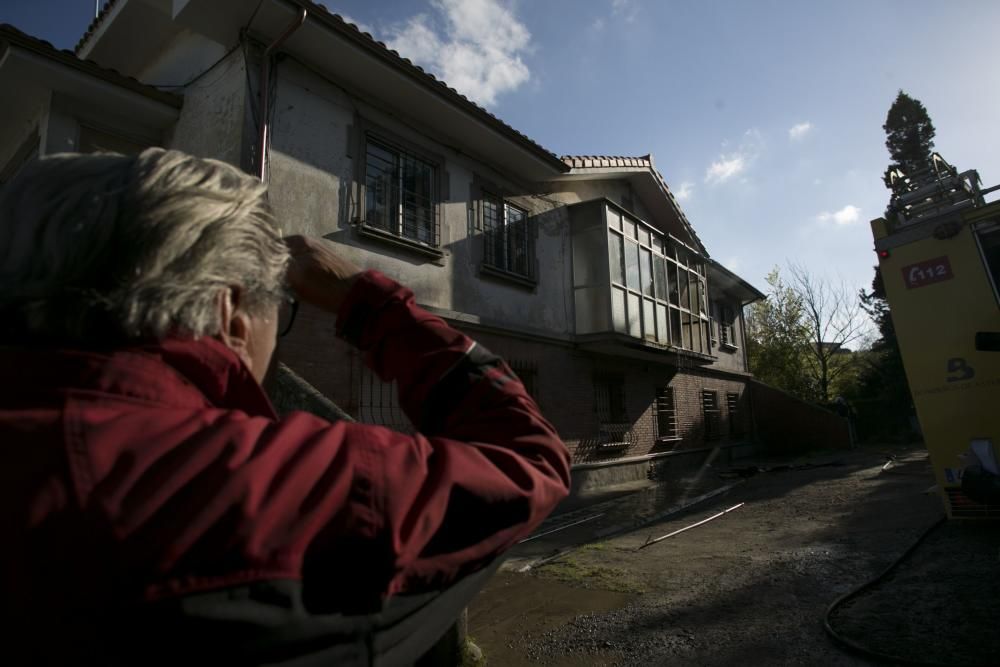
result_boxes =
[257,7,307,183]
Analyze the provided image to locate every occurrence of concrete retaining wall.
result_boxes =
[750,379,851,453]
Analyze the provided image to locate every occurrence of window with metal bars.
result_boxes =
[655,386,678,439]
[726,391,743,437]
[718,303,736,348]
[483,193,532,278]
[508,359,538,400]
[594,375,630,447]
[702,389,721,442]
[364,137,438,246]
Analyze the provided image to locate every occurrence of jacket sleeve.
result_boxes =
[318,270,570,595]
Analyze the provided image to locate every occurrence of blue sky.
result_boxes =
[4,0,1000,301]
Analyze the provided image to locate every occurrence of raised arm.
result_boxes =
[284,236,571,595]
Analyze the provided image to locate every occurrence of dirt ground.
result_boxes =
[468,444,970,666]
[828,519,1000,667]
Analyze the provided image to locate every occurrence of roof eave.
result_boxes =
[2,24,181,109]
[708,259,765,303]
[284,0,568,175]
[557,159,708,255]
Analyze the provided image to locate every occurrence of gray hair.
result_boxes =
[0,148,289,344]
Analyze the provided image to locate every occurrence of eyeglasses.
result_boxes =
[277,295,298,337]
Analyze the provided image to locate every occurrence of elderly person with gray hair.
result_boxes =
[0,148,570,665]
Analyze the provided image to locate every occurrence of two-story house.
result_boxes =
[0,0,775,489]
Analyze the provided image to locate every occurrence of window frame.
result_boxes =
[606,204,710,352]
[508,359,538,402]
[594,374,630,449]
[974,220,1000,307]
[481,191,535,281]
[655,385,679,440]
[726,391,743,438]
[718,302,738,350]
[357,126,444,256]
[702,389,721,442]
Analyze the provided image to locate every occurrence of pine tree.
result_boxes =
[883,90,936,177]
[855,91,935,441]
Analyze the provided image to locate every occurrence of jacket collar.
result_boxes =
[0,337,277,419]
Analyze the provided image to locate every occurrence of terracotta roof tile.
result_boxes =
[74,0,120,54]
[69,0,566,171]
[300,2,566,171]
[2,23,182,108]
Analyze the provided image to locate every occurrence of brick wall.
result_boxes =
[451,329,751,463]
[277,311,756,466]
[276,302,357,415]
[749,379,850,452]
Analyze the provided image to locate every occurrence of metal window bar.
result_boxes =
[483,194,504,269]
[505,202,531,278]
[357,365,414,434]
[726,392,742,437]
[508,359,538,399]
[719,305,730,347]
[718,304,734,347]
[364,139,438,247]
[595,376,630,448]
[702,389,721,442]
[655,386,677,438]
[483,195,532,278]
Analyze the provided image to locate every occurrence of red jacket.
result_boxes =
[0,270,570,663]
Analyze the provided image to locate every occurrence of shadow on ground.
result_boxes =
[470,443,951,666]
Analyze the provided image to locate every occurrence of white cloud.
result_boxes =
[704,128,762,185]
[817,205,861,225]
[340,14,376,37]
[384,0,531,107]
[674,181,694,201]
[724,256,742,272]
[612,0,639,22]
[705,156,745,184]
[788,122,813,141]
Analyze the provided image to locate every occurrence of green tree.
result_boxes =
[748,267,867,404]
[883,90,936,178]
[787,264,867,403]
[855,267,914,439]
[855,90,932,440]
[746,268,814,399]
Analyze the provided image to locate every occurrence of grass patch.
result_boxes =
[461,637,486,667]
[535,554,645,594]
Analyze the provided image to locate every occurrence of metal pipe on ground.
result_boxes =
[515,482,743,572]
[637,502,745,550]
[518,513,605,544]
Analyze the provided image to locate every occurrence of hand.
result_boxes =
[283,235,363,314]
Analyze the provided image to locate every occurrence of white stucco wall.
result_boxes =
[138,29,228,86]
[265,59,574,335]
[548,179,657,226]
[165,46,246,165]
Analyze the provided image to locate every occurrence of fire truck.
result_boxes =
[871,153,1000,518]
